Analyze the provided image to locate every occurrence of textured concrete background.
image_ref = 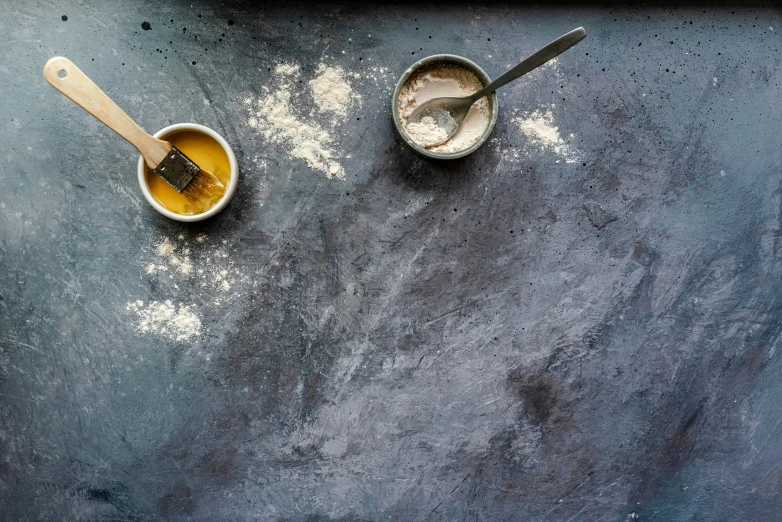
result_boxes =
[2,2,782,520]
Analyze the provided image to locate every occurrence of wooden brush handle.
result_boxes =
[43,56,171,168]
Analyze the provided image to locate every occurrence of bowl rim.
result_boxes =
[391,54,499,160]
[136,123,238,222]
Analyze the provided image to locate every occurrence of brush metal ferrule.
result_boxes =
[154,147,200,192]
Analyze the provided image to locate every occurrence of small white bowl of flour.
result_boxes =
[393,55,498,159]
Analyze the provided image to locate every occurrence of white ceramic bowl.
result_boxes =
[137,123,238,222]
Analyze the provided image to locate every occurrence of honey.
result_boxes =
[145,130,231,215]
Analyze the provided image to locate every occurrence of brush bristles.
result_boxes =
[181,169,226,214]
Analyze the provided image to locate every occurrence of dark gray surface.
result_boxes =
[2,2,782,520]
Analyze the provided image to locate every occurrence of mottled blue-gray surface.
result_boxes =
[2,2,782,521]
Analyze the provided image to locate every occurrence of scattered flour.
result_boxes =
[194,244,244,296]
[365,66,393,86]
[156,237,194,276]
[125,300,202,341]
[173,256,193,275]
[487,57,580,164]
[275,63,300,76]
[148,234,246,299]
[519,113,561,144]
[309,64,360,117]
[156,237,176,257]
[145,263,166,275]
[397,63,490,153]
[246,62,364,180]
[251,87,345,179]
[513,105,579,164]
[126,233,251,340]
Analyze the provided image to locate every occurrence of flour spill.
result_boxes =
[244,60,393,179]
[275,63,300,77]
[489,57,580,164]
[245,62,363,179]
[126,234,251,340]
[125,300,202,342]
[511,104,579,164]
[309,64,361,117]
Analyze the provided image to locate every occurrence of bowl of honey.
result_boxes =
[137,123,238,222]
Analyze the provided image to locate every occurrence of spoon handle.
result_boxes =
[470,27,587,101]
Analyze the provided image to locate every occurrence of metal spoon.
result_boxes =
[406,27,587,146]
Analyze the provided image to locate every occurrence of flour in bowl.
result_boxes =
[405,116,450,148]
[397,63,491,153]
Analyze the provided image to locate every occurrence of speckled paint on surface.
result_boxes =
[1,3,782,521]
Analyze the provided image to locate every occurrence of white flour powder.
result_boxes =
[397,63,490,153]
[250,88,345,179]
[156,237,176,257]
[309,64,360,117]
[149,234,245,299]
[519,114,561,144]
[126,234,250,340]
[152,237,193,275]
[246,62,362,180]
[125,300,202,341]
[405,116,450,148]
[275,63,300,76]
[513,106,579,163]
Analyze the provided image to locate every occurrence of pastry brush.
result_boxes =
[43,57,225,214]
